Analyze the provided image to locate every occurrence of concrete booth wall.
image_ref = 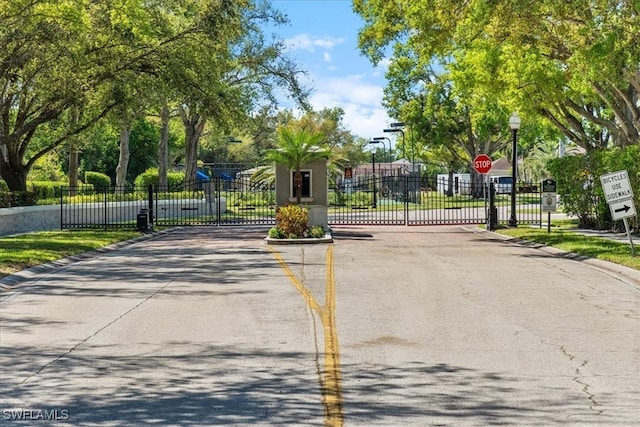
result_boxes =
[275,160,329,230]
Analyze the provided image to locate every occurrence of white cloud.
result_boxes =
[371,57,391,77]
[284,34,345,52]
[323,52,331,62]
[308,75,392,139]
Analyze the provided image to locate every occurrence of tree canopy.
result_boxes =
[0,0,307,191]
[354,0,640,152]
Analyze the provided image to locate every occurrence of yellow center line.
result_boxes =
[269,247,322,313]
[323,246,343,426]
[268,245,344,427]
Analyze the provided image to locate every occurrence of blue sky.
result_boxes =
[268,0,393,140]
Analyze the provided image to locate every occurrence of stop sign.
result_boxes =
[473,154,492,174]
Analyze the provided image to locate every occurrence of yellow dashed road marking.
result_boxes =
[269,245,343,427]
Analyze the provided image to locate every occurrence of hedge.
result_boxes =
[85,171,112,188]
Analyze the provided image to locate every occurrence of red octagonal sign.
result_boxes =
[473,154,492,174]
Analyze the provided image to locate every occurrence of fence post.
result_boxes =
[60,187,64,230]
[148,184,154,229]
[488,182,497,230]
[104,187,108,231]
[404,175,409,225]
[216,177,222,225]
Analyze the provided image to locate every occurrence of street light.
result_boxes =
[369,143,378,208]
[508,112,521,227]
[384,127,405,160]
[372,137,392,173]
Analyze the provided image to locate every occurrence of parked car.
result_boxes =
[490,176,513,194]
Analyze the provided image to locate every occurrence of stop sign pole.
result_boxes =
[473,154,493,229]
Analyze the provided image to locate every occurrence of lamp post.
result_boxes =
[384,127,405,161]
[372,137,392,173]
[370,144,378,208]
[508,112,521,227]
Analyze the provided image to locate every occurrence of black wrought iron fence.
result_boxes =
[60,177,276,230]
[60,175,546,230]
[60,184,153,230]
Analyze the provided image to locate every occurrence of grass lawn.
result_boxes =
[0,230,142,278]
[493,220,640,271]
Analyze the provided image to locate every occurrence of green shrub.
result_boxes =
[6,191,37,207]
[328,190,346,206]
[0,191,11,207]
[0,180,8,191]
[275,205,309,238]
[547,145,639,231]
[268,227,286,239]
[85,171,111,188]
[135,168,185,191]
[305,225,325,238]
[30,181,63,199]
[350,191,372,207]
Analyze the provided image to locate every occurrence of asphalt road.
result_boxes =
[1,226,638,426]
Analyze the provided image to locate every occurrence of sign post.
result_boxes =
[600,170,636,256]
[473,154,493,228]
[541,179,557,233]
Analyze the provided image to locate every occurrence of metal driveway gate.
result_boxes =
[153,177,276,227]
[328,175,489,226]
[61,176,543,230]
[61,177,276,229]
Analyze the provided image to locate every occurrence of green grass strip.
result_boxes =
[494,222,639,271]
[0,230,140,277]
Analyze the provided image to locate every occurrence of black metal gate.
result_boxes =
[61,176,543,230]
[60,177,276,230]
[154,177,276,227]
[328,175,489,225]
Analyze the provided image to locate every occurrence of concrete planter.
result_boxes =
[265,230,333,245]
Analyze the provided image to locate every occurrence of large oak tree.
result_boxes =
[354,0,640,150]
[0,0,307,191]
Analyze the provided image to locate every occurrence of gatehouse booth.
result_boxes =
[274,159,329,230]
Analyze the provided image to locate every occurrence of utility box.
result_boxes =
[137,208,149,231]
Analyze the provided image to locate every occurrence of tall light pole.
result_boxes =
[508,112,521,227]
[369,143,378,208]
[384,126,405,162]
[372,137,392,173]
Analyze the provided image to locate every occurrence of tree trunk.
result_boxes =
[446,170,454,197]
[180,108,206,191]
[470,170,484,199]
[158,105,170,192]
[115,127,131,189]
[68,142,79,196]
[294,169,302,204]
[0,142,29,192]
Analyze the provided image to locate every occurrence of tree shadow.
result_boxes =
[1,342,623,425]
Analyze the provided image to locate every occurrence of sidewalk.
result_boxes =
[571,228,640,246]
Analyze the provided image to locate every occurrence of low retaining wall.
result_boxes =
[0,205,62,236]
[0,198,227,236]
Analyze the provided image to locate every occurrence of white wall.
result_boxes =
[0,199,227,236]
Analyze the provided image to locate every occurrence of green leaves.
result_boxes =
[354,0,640,153]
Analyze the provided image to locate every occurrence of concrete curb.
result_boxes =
[0,228,177,293]
[264,232,333,245]
[468,226,640,289]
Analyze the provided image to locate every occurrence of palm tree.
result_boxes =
[265,127,330,204]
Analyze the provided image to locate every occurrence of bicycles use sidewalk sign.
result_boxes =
[600,170,636,256]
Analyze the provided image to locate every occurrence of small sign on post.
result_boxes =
[541,179,557,233]
[600,170,636,256]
